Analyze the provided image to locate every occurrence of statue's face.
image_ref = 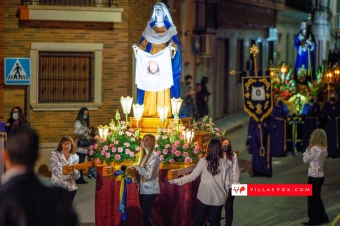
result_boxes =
[155,5,164,19]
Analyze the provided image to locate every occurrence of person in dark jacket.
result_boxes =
[0,127,78,225]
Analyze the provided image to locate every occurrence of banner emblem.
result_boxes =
[242,76,272,122]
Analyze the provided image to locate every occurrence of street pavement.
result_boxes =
[72,111,340,226]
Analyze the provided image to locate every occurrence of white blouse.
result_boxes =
[173,158,229,206]
[224,152,240,188]
[50,151,80,191]
[138,151,160,195]
[303,146,327,178]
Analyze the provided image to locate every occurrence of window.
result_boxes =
[39,52,94,103]
[30,42,103,111]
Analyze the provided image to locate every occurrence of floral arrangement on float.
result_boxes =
[90,110,141,165]
[192,115,227,138]
[271,63,297,100]
[155,116,203,164]
[307,66,326,97]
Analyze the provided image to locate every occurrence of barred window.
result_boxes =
[39,52,94,103]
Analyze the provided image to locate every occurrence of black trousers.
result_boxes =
[139,193,157,226]
[224,189,235,226]
[194,198,224,226]
[307,176,328,225]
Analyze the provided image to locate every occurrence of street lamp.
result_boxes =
[133,104,144,128]
[120,96,133,122]
[324,65,334,96]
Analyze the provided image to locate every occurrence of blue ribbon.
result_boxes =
[114,170,132,221]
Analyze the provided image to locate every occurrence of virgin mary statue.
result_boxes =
[133,3,181,117]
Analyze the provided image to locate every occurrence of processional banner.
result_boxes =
[242,76,272,122]
[135,47,173,92]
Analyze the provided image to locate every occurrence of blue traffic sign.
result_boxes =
[4,58,31,85]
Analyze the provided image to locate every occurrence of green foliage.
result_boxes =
[155,119,203,164]
[90,110,140,165]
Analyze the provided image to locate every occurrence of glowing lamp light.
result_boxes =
[182,129,195,144]
[170,97,183,116]
[157,106,169,123]
[133,104,144,128]
[120,96,133,121]
[98,125,110,141]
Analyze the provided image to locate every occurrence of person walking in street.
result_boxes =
[133,134,160,226]
[321,91,340,158]
[0,127,78,225]
[221,137,240,226]
[302,128,329,226]
[169,138,229,225]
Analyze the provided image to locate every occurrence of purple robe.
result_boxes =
[270,104,291,157]
[301,103,321,152]
[321,101,340,157]
[249,118,272,177]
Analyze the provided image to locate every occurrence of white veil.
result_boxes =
[149,3,173,25]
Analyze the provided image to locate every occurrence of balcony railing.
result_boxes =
[21,0,119,7]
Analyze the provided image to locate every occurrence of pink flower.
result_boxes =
[206,124,210,127]
[214,128,219,131]
[159,155,164,161]
[121,121,126,125]
[175,140,180,146]
[93,144,99,149]
[118,147,123,152]
[185,157,192,163]
[103,145,108,151]
[124,142,130,147]
[183,144,189,149]
[105,153,110,158]
[99,138,104,143]
[180,134,184,139]
[129,152,135,157]
[162,128,168,132]
[89,150,93,156]
[162,135,168,139]
[156,150,161,155]
[163,149,168,154]
[165,144,170,148]
[119,131,124,135]
[114,140,119,144]
[115,154,121,160]
[169,158,174,163]
[90,145,93,149]
[101,150,105,155]
[95,159,102,164]
[172,144,177,149]
[125,148,130,154]
[175,150,181,157]
[109,143,114,148]
[112,147,117,153]
[135,146,140,151]
[183,152,189,157]
[94,135,99,140]
[216,133,220,137]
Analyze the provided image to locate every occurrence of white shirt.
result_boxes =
[224,152,240,188]
[50,150,80,191]
[138,151,160,194]
[174,158,229,206]
[303,146,327,177]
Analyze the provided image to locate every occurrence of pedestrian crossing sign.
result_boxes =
[4,58,31,85]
